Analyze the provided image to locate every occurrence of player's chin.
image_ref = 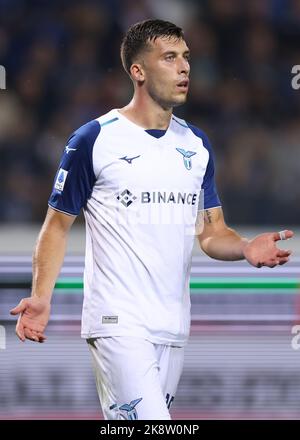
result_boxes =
[171,94,188,107]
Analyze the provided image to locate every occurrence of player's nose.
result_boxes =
[178,58,190,76]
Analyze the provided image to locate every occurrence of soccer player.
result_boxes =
[10,19,293,420]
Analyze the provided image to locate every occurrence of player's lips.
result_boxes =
[176,79,189,91]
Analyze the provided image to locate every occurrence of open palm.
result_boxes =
[243,230,293,268]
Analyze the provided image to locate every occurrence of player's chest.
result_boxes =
[94,138,208,190]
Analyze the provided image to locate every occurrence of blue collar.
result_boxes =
[145,129,167,139]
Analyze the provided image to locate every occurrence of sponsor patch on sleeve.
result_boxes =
[54,168,68,191]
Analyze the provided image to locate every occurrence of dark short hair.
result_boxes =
[120,19,184,76]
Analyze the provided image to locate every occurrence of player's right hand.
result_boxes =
[10,297,51,343]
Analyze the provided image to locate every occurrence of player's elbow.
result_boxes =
[197,234,212,256]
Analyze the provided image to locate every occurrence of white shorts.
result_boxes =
[86,336,185,420]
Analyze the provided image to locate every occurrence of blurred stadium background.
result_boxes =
[1,0,300,420]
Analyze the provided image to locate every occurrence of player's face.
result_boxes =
[142,37,190,108]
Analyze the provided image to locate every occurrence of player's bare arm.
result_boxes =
[10,207,76,343]
[198,206,293,268]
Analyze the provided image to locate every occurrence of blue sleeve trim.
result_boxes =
[172,116,188,128]
[101,117,119,127]
[48,120,101,215]
[48,203,78,217]
[187,123,221,209]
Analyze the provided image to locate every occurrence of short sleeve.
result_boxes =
[48,120,101,215]
[187,123,221,210]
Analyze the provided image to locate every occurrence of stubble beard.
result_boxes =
[148,83,187,110]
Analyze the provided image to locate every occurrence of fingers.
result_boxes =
[284,230,294,239]
[10,299,27,316]
[32,330,47,343]
[24,328,40,342]
[276,249,292,258]
[24,328,47,343]
[16,317,25,342]
[16,318,47,343]
[257,254,291,268]
[278,257,290,265]
[273,230,294,242]
[11,297,47,343]
[263,257,290,268]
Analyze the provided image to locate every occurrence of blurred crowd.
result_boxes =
[0,0,300,224]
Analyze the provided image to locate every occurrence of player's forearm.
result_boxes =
[31,223,68,302]
[199,227,249,261]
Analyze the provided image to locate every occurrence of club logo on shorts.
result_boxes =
[54,168,68,191]
[176,148,197,170]
[109,397,143,420]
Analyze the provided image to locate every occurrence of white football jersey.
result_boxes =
[49,109,221,346]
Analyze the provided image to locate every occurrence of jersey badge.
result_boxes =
[54,168,68,191]
[176,148,196,170]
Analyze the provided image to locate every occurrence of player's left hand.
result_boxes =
[243,229,294,268]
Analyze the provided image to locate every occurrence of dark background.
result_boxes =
[0,0,300,225]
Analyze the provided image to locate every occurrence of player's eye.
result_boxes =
[165,54,175,61]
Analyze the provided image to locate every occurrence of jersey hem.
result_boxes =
[80,331,188,347]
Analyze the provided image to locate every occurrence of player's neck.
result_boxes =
[119,96,172,130]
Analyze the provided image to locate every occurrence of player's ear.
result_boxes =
[130,63,145,83]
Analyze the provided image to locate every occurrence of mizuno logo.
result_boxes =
[65,145,77,154]
[119,155,140,164]
[176,148,197,170]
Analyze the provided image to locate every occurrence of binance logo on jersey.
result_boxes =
[142,191,197,205]
[116,189,137,207]
[116,189,197,207]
